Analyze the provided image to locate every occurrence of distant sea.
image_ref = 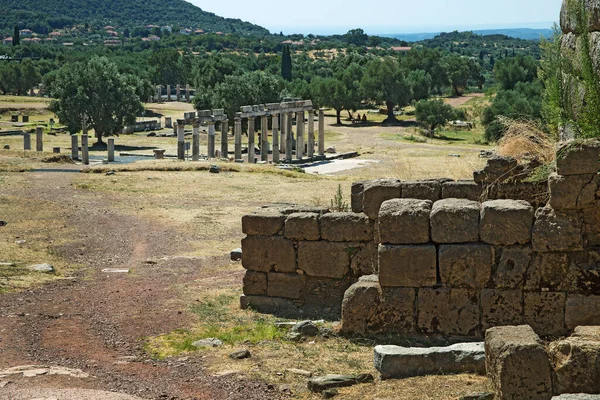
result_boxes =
[381,28,554,42]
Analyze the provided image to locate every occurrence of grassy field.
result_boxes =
[0,94,494,399]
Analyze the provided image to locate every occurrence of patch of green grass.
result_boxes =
[434,128,486,144]
[525,163,555,183]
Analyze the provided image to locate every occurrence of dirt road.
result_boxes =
[0,172,283,400]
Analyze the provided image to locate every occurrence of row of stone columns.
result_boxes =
[155,85,192,103]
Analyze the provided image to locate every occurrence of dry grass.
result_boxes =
[0,178,78,293]
[495,117,556,164]
[146,275,492,400]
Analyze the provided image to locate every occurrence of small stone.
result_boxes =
[307,374,356,392]
[230,248,242,261]
[15,240,26,244]
[287,331,302,341]
[209,165,221,173]
[106,171,115,176]
[292,321,319,337]
[192,338,223,348]
[28,263,54,273]
[0,221,7,227]
[0,262,16,267]
[322,388,339,398]
[3,145,10,150]
[229,349,251,360]
[0,381,10,388]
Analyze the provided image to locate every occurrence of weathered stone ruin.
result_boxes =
[240,140,600,338]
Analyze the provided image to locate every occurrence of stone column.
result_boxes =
[166,85,171,102]
[307,110,315,159]
[221,120,229,159]
[177,121,185,160]
[71,135,78,160]
[296,111,304,160]
[318,109,325,156]
[81,134,89,165]
[35,126,43,152]
[207,122,216,158]
[107,138,115,162]
[185,84,191,102]
[272,113,280,163]
[176,84,181,102]
[261,115,269,162]
[192,121,200,161]
[248,117,255,163]
[285,112,293,162]
[234,115,242,161]
[280,112,287,154]
[165,117,172,129]
[156,86,161,102]
[23,132,31,151]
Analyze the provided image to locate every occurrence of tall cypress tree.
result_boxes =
[281,45,292,81]
[13,25,20,47]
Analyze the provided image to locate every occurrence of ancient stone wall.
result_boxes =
[240,140,600,338]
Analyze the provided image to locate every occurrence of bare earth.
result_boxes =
[0,172,284,400]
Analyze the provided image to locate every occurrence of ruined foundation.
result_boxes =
[240,140,600,338]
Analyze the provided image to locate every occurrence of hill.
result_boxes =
[0,0,270,35]
[386,28,553,42]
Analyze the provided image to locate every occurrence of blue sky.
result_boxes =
[189,0,563,35]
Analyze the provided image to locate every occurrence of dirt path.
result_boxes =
[0,172,282,400]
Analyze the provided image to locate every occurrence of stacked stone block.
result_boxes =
[242,139,600,337]
[240,204,376,319]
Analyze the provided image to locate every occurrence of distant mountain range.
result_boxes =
[384,28,554,42]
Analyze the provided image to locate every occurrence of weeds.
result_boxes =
[330,184,349,212]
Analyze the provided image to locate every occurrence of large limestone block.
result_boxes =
[553,395,600,399]
[525,252,570,291]
[241,236,296,273]
[240,295,298,317]
[480,200,534,245]
[430,199,480,243]
[481,290,524,331]
[320,212,373,242]
[561,0,600,34]
[369,287,416,334]
[532,207,583,252]
[495,246,532,289]
[350,242,378,276]
[485,325,553,400]
[400,180,442,202]
[340,276,381,334]
[297,241,350,279]
[267,272,305,299]
[441,180,483,201]
[439,244,493,289]
[549,173,600,210]
[242,211,286,236]
[378,245,437,287]
[362,179,402,219]
[304,276,352,318]
[583,205,600,247]
[417,288,480,336]
[351,181,366,213]
[556,140,600,176]
[378,199,432,244]
[569,249,600,295]
[566,295,600,329]
[549,326,600,394]
[243,270,267,296]
[374,342,485,379]
[284,212,320,241]
[524,292,567,336]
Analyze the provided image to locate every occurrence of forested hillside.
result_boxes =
[0,0,270,35]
